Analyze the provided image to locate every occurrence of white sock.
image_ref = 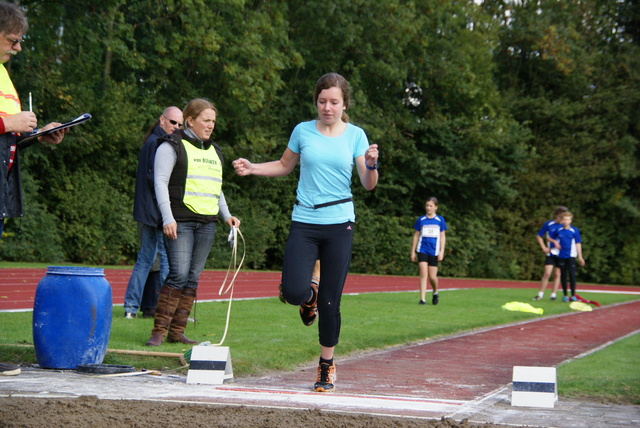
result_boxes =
[538,291,544,298]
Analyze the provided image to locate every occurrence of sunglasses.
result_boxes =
[163,115,183,127]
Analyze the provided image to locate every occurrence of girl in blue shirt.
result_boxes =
[410,197,447,305]
[233,73,379,393]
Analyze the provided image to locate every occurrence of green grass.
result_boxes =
[1,287,638,403]
[558,331,640,404]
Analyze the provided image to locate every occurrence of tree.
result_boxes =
[2,0,637,285]
[488,0,640,283]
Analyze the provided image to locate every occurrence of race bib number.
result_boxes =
[421,226,439,238]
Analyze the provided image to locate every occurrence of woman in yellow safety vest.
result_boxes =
[145,98,240,347]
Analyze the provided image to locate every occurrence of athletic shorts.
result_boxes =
[417,253,439,267]
[544,255,559,266]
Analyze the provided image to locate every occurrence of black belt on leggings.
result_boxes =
[295,197,352,210]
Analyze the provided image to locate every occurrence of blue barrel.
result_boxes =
[32,266,112,369]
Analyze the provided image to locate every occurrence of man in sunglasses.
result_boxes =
[123,106,183,319]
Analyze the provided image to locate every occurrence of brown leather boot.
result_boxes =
[145,285,181,346]
[167,287,199,344]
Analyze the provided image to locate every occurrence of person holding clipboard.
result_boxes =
[0,1,69,240]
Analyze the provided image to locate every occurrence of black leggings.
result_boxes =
[281,221,354,348]
[558,257,577,296]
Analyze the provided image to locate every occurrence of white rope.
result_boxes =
[211,226,245,346]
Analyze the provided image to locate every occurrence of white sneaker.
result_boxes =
[0,363,21,376]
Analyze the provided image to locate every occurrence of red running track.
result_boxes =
[1,267,637,311]
[236,299,640,403]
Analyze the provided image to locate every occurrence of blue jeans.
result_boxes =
[165,221,216,290]
[123,224,169,314]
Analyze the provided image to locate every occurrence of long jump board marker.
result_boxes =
[186,345,233,385]
[511,366,557,408]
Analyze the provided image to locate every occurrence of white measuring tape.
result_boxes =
[210,226,245,346]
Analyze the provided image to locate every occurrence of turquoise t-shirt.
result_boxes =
[287,120,369,225]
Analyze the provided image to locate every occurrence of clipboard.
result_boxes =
[27,113,92,139]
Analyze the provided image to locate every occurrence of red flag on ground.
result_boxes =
[575,294,602,308]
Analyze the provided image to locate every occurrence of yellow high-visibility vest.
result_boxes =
[0,64,20,118]
[181,139,223,215]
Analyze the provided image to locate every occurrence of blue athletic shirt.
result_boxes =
[537,219,563,256]
[552,226,582,259]
[413,215,447,256]
[288,120,369,225]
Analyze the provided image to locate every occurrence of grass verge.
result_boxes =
[557,331,640,404]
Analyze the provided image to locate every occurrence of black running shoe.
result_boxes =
[299,282,318,326]
[432,294,439,305]
[314,361,336,392]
